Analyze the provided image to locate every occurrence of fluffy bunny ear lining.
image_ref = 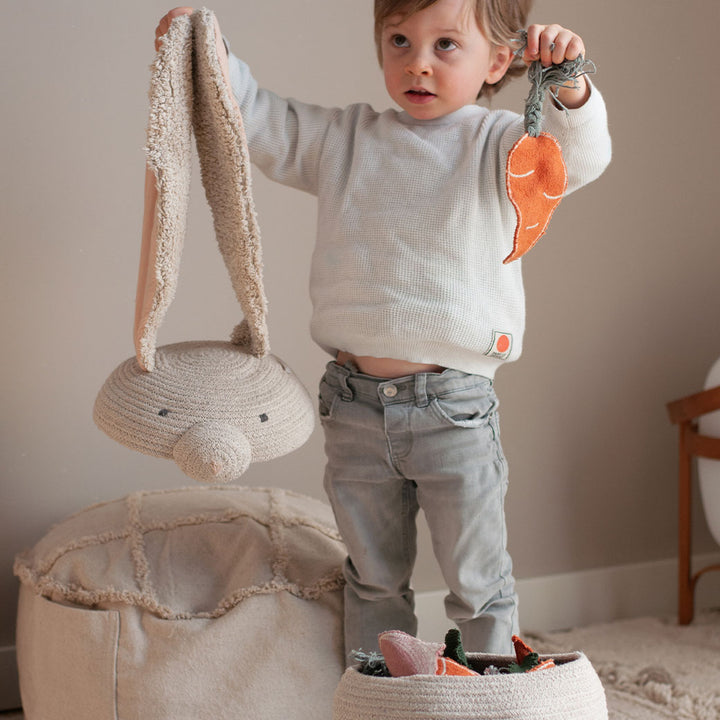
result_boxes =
[134,15,193,372]
[134,8,269,372]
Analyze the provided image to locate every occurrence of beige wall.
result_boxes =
[2,0,719,669]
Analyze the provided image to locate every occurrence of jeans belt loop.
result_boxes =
[415,373,429,408]
[338,362,355,402]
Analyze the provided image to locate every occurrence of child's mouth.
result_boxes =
[405,88,436,104]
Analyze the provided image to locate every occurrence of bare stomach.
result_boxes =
[336,351,445,379]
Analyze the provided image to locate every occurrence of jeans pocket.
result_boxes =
[430,385,496,429]
[318,377,340,421]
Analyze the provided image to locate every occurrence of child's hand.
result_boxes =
[154,7,231,90]
[523,24,585,68]
[155,7,194,51]
[523,24,590,109]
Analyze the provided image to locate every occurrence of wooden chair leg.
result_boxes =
[678,422,694,624]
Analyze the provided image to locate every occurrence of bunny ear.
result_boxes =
[134,9,270,371]
[134,14,194,372]
[134,165,160,370]
[191,9,270,358]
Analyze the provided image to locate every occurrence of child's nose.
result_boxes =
[405,49,433,76]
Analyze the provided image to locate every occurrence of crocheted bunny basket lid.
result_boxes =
[93,9,314,483]
[14,486,346,720]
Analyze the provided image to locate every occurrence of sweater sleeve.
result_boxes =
[224,40,339,196]
[541,80,612,195]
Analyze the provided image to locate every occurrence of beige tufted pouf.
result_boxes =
[14,486,346,720]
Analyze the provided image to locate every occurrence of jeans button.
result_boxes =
[382,384,398,398]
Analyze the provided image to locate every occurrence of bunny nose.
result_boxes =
[173,422,252,483]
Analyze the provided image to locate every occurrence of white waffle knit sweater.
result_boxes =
[227,47,611,378]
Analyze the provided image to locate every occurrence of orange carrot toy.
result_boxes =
[504,35,595,264]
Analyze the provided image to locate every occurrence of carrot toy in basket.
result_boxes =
[504,32,595,264]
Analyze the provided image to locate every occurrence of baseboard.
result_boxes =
[416,551,720,641]
[3,553,719,710]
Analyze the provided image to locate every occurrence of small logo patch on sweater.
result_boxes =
[486,331,513,359]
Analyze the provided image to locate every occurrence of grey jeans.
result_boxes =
[319,361,518,662]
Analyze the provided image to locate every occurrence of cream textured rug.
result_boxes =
[528,610,720,719]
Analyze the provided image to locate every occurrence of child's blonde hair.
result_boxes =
[374,0,532,98]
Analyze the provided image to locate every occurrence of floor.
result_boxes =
[5,610,718,720]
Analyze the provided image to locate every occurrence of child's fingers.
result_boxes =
[549,30,585,64]
[524,24,586,66]
[523,24,545,63]
[155,7,194,51]
[537,24,565,66]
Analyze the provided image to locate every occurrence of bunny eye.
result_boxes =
[158,409,170,417]
[259,413,269,423]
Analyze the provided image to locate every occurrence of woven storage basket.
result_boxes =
[333,650,608,720]
[14,486,346,720]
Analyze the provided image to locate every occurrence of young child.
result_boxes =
[156,0,611,660]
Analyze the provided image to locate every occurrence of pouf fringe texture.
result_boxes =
[15,486,344,620]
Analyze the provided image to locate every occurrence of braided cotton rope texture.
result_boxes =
[333,653,608,720]
[94,342,315,481]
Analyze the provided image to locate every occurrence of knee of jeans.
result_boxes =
[344,558,413,600]
[445,573,517,618]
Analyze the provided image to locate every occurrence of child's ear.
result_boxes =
[486,45,514,85]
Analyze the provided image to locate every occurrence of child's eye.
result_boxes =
[436,38,458,52]
[391,34,410,48]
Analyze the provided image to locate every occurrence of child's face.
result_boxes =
[380,0,511,120]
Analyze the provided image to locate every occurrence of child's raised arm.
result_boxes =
[522,24,591,109]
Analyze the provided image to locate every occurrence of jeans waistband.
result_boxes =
[323,361,493,407]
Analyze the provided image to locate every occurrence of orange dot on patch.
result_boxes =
[496,335,510,353]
